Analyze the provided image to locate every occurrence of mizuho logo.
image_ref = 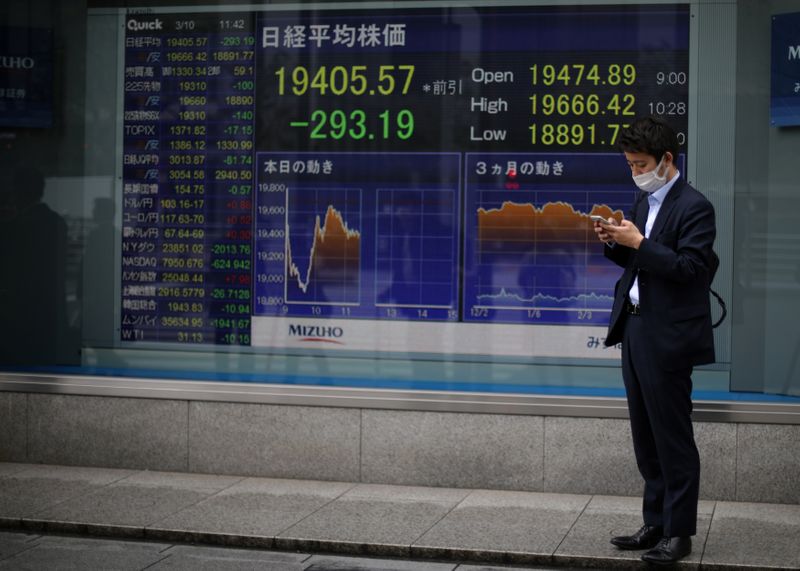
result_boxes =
[0,56,35,69]
[127,18,163,31]
[289,324,345,342]
[790,45,800,61]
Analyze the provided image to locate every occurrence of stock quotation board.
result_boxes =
[120,4,690,359]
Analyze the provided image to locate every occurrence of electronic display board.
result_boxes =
[0,27,53,128]
[771,11,800,126]
[120,4,690,360]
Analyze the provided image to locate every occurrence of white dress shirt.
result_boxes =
[628,171,681,305]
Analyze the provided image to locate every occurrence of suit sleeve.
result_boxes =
[604,241,630,268]
[635,196,716,285]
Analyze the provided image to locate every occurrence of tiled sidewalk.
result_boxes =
[0,462,798,570]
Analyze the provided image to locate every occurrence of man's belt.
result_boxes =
[625,300,641,315]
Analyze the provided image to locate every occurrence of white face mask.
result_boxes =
[632,156,668,193]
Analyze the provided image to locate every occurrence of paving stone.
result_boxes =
[0,531,39,562]
[554,495,714,569]
[414,490,589,560]
[304,554,456,570]
[702,501,800,569]
[116,470,244,491]
[148,543,309,570]
[0,534,169,570]
[0,465,133,518]
[277,483,469,555]
[150,478,353,538]
[279,498,453,552]
[0,464,35,479]
[0,462,797,570]
[32,484,214,528]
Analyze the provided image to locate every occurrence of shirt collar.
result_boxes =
[649,170,680,204]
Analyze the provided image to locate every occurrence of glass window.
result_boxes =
[1,0,799,406]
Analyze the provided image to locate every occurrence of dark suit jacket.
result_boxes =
[604,178,716,370]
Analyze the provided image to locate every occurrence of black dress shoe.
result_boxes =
[641,536,692,565]
[610,524,663,550]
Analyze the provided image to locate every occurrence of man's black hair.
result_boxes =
[618,116,680,163]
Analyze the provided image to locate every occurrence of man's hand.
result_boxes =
[593,217,618,245]
[600,219,644,249]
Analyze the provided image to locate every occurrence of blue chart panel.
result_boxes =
[255,153,460,321]
[375,189,457,309]
[463,153,634,326]
[285,188,362,306]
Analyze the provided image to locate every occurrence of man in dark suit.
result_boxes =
[593,117,716,565]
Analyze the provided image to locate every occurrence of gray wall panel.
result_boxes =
[543,419,737,500]
[27,394,188,471]
[0,392,27,461]
[544,417,639,496]
[696,421,737,501]
[188,402,360,481]
[361,410,544,491]
[3,393,797,504]
[736,423,800,504]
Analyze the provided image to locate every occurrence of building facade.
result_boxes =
[1,0,799,504]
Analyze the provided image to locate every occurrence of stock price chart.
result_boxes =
[119,4,689,357]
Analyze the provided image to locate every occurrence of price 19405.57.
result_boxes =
[275,65,415,96]
[290,109,414,140]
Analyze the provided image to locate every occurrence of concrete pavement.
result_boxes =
[1,462,798,570]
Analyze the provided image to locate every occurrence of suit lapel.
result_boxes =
[649,179,684,239]
[634,192,649,233]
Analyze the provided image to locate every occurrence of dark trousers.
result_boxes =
[622,313,700,537]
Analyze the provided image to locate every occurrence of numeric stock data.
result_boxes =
[119,4,689,358]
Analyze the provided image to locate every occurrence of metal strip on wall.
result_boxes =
[2,373,798,424]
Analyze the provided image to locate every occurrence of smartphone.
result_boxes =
[590,215,611,224]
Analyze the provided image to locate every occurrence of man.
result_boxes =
[593,117,716,565]
[0,167,70,365]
